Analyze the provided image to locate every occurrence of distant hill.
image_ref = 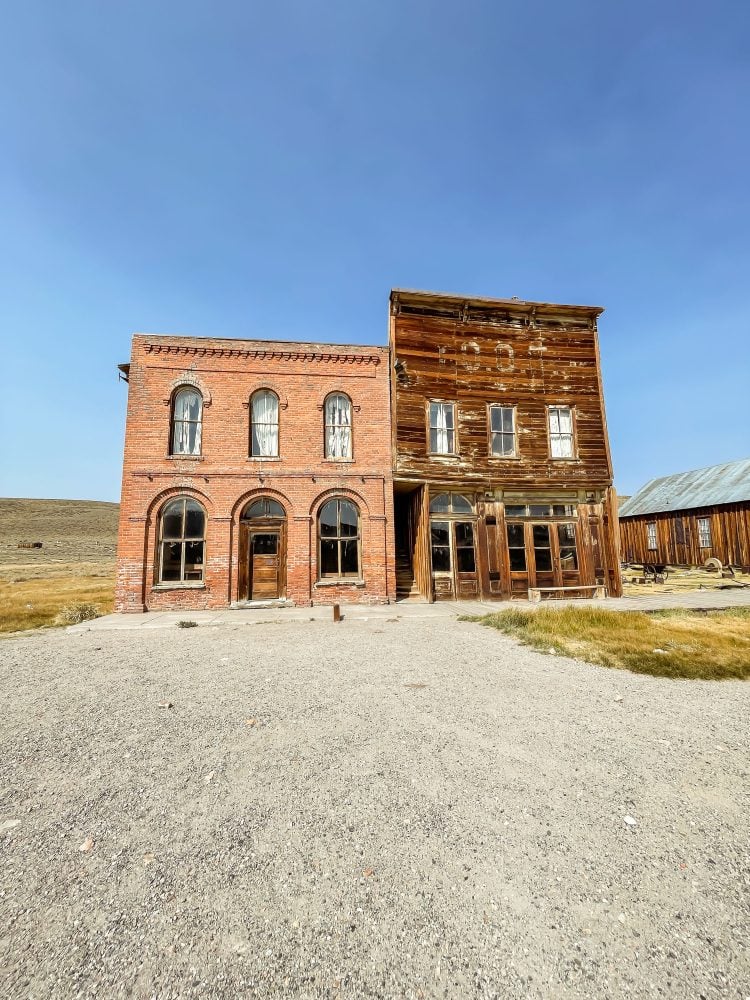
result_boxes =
[0,498,119,566]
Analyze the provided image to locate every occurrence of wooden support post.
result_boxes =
[333,604,341,622]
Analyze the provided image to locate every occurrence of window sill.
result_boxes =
[488,455,521,462]
[426,453,460,461]
[323,457,355,464]
[152,583,206,591]
[247,456,281,462]
[314,579,365,588]
[549,457,579,463]
[166,454,204,461]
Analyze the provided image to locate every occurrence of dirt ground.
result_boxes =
[622,565,750,598]
[1,617,748,999]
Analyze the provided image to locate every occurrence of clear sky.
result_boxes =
[1,0,748,502]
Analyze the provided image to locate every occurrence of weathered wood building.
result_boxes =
[389,289,622,601]
[619,458,750,571]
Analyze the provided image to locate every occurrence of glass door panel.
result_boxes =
[557,522,580,586]
[531,523,554,589]
[506,522,528,596]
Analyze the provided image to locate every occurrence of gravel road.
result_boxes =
[1,616,748,999]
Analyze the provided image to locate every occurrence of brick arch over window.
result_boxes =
[231,487,293,523]
[309,487,370,519]
[243,382,289,410]
[146,485,215,522]
[163,373,212,407]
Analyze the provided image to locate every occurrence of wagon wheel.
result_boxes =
[661,567,669,583]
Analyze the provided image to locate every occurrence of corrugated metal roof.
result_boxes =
[619,458,750,517]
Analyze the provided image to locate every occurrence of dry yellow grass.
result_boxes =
[0,571,115,633]
[1,498,117,633]
[467,606,750,680]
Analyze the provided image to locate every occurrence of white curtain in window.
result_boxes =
[550,407,573,458]
[173,390,202,455]
[251,391,279,456]
[326,395,352,458]
[435,403,450,453]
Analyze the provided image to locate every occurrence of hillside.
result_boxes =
[0,499,119,632]
[0,498,119,568]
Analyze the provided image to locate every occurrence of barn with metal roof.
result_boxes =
[619,458,750,570]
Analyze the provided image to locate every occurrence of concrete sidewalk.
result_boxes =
[69,586,750,631]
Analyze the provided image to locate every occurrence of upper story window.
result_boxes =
[171,387,203,456]
[428,401,456,455]
[489,405,516,457]
[548,406,574,459]
[324,393,352,459]
[158,497,206,584]
[646,522,657,550]
[698,517,711,549]
[250,389,279,457]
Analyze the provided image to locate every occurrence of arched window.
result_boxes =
[242,497,286,519]
[158,497,206,584]
[429,493,473,514]
[324,393,352,459]
[318,498,360,579]
[171,387,203,456]
[250,390,279,457]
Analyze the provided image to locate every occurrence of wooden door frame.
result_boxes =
[238,519,287,601]
[526,520,582,589]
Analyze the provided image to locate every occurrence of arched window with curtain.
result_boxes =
[157,497,206,584]
[171,387,203,456]
[318,497,360,579]
[250,389,279,457]
[324,393,352,459]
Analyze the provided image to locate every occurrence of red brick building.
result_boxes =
[115,334,395,611]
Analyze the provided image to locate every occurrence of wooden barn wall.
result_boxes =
[620,503,750,570]
[391,312,613,488]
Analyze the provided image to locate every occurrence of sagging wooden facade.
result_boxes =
[619,459,750,571]
[390,289,623,601]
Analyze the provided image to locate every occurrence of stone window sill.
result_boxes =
[314,579,365,588]
[166,454,204,461]
[247,456,281,462]
[323,457,355,464]
[152,583,206,591]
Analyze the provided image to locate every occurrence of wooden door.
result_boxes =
[250,531,280,600]
[453,521,478,598]
[506,522,529,597]
[530,523,555,589]
[555,522,581,588]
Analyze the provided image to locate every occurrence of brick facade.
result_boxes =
[115,335,396,611]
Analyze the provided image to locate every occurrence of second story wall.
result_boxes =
[389,291,614,490]
[121,335,392,478]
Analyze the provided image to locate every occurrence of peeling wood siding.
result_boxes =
[620,503,750,570]
[391,314,613,487]
[390,302,622,599]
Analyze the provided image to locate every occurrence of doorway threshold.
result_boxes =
[230,599,294,610]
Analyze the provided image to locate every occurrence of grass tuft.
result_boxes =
[177,620,199,629]
[55,601,101,625]
[470,606,750,680]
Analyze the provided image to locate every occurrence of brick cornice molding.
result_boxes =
[145,342,382,366]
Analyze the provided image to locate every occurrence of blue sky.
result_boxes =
[1,0,748,501]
